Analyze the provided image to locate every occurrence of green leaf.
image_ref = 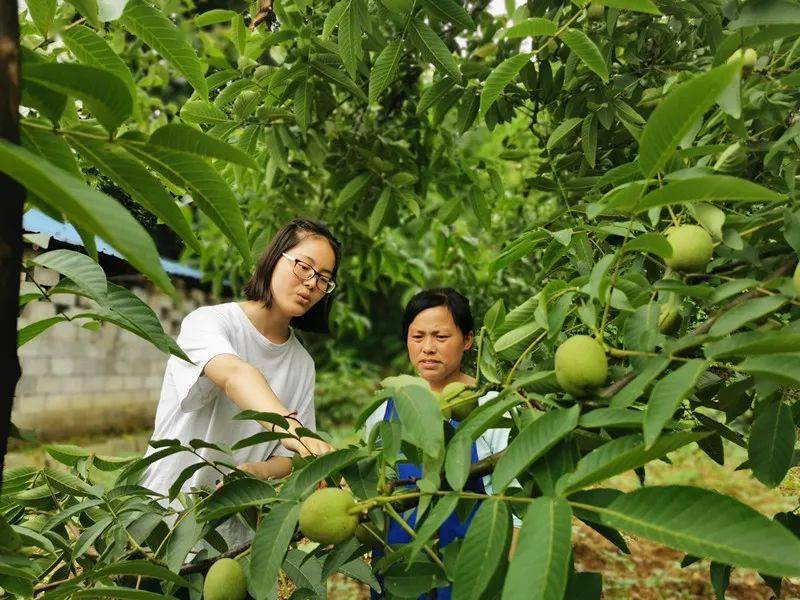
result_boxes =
[0,141,175,296]
[634,176,785,213]
[417,76,457,115]
[420,0,475,30]
[249,502,301,599]
[61,25,136,105]
[23,63,132,133]
[403,493,460,562]
[74,516,112,559]
[749,402,795,487]
[280,449,363,498]
[123,143,251,265]
[199,478,276,521]
[45,443,90,466]
[408,18,462,81]
[600,0,660,14]
[453,499,510,600]
[65,0,100,27]
[546,117,583,151]
[22,76,67,125]
[194,9,237,26]
[294,76,314,131]
[446,394,522,489]
[705,331,800,359]
[592,486,800,577]
[90,560,196,591]
[368,187,392,237]
[502,497,572,600]
[120,0,208,98]
[391,381,444,458]
[21,121,80,176]
[26,0,56,36]
[71,588,179,599]
[644,360,708,448]
[44,466,97,496]
[369,39,403,103]
[729,0,800,28]
[29,249,106,298]
[335,173,372,210]
[18,316,67,346]
[493,321,541,353]
[622,232,672,258]
[148,123,258,169]
[310,59,368,101]
[0,516,23,552]
[164,509,203,572]
[322,1,348,39]
[180,100,229,124]
[557,431,706,495]
[167,463,207,501]
[492,405,580,491]
[709,296,788,337]
[65,132,199,253]
[558,29,608,83]
[70,282,185,358]
[638,62,739,176]
[580,408,643,429]
[505,17,557,38]
[737,354,800,387]
[581,114,597,168]
[339,0,364,78]
[480,53,532,118]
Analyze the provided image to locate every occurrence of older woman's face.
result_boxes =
[406,306,473,386]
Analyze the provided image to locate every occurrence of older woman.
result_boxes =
[363,288,520,599]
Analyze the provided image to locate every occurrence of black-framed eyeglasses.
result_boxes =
[282,253,337,294]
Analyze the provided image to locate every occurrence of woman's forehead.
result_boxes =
[290,236,336,270]
[409,306,458,330]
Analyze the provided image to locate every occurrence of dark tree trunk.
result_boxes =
[0,0,23,482]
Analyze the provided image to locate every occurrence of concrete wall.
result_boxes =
[13,260,218,440]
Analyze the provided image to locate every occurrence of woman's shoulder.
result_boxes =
[182,302,237,323]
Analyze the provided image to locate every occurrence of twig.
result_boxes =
[250,0,275,31]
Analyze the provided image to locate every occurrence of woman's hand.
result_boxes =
[281,433,333,457]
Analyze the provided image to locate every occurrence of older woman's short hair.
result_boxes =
[401,288,474,340]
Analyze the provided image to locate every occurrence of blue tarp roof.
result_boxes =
[23,209,203,280]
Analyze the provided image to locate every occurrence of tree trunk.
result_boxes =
[0,0,23,482]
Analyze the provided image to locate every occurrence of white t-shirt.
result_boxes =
[140,302,316,549]
[363,391,522,527]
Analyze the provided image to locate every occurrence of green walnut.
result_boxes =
[727,48,758,74]
[664,225,713,273]
[299,488,359,546]
[203,558,247,600]
[554,335,608,397]
[587,1,605,21]
[440,381,477,421]
[794,262,800,297]
[658,303,682,335]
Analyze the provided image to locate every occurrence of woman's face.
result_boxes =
[406,306,473,386]
[270,235,336,318]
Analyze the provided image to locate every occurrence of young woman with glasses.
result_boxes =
[141,218,341,552]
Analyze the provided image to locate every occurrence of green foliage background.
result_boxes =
[4,0,800,597]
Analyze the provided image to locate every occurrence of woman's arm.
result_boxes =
[238,456,294,481]
[203,353,332,456]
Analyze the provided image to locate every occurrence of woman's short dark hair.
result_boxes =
[402,288,474,340]
[243,218,342,334]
